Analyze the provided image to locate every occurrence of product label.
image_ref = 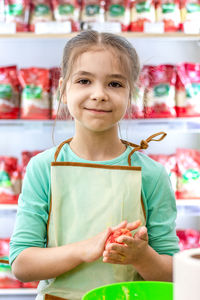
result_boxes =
[7,4,23,16]
[35,4,50,16]
[186,83,200,98]
[23,85,42,99]
[154,84,170,97]
[109,5,125,17]
[0,84,12,100]
[182,169,200,183]
[162,3,175,13]
[0,171,11,188]
[85,5,100,16]
[186,3,200,13]
[136,2,150,13]
[58,4,74,15]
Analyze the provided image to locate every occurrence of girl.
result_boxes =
[9,30,179,300]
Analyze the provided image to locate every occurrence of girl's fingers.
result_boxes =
[126,220,141,231]
[138,226,148,241]
[134,226,148,241]
[103,250,125,262]
[111,220,127,231]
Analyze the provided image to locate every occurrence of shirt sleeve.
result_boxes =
[144,166,180,256]
[9,154,50,265]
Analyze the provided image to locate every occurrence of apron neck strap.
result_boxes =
[122,131,167,166]
[54,138,73,162]
[54,132,167,164]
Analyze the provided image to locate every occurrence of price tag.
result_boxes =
[35,21,71,34]
[82,22,122,33]
[183,21,200,34]
[144,22,164,34]
[0,22,16,34]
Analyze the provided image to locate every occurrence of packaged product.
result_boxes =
[0,156,21,204]
[29,0,53,32]
[19,67,50,119]
[81,0,105,23]
[176,148,200,199]
[149,154,177,192]
[105,0,131,31]
[21,281,39,288]
[0,260,21,288]
[0,66,20,119]
[176,63,200,117]
[176,229,200,250]
[21,150,42,178]
[156,0,181,31]
[180,0,200,31]
[4,0,30,32]
[52,0,80,31]
[130,0,156,32]
[0,240,39,288]
[0,239,10,257]
[144,64,177,118]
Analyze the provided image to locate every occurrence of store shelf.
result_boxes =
[0,205,18,210]
[0,288,37,295]
[1,118,200,132]
[0,32,200,40]
[176,200,200,206]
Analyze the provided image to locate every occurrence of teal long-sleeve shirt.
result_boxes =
[9,143,180,265]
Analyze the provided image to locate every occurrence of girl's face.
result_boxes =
[64,48,130,133]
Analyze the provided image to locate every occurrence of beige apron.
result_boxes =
[37,132,166,300]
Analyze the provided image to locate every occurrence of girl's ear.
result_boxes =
[59,77,67,104]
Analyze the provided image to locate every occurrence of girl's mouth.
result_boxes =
[85,108,112,113]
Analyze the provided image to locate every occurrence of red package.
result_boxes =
[21,150,42,178]
[105,0,131,31]
[29,0,53,32]
[0,66,20,119]
[52,0,80,31]
[156,0,181,32]
[0,239,10,257]
[0,261,21,289]
[176,229,200,250]
[19,67,50,119]
[176,148,200,199]
[0,157,21,204]
[144,64,177,118]
[176,63,200,117]
[149,154,177,192]
[21,281,39,288]
[105,228,132,247]
[5,0,30,32]
[130,0,156,32]
[180,0,200,31]
[81,0,105,23]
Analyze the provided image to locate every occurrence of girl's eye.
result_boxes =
[109,81,122,88]
[78,79,90,85]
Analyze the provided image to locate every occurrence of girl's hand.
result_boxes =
[102,224,148,265]
[80,221,128,263]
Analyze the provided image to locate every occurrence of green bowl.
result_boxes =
[82,281,173,300]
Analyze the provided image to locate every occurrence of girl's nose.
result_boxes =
[90,84,108,101]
